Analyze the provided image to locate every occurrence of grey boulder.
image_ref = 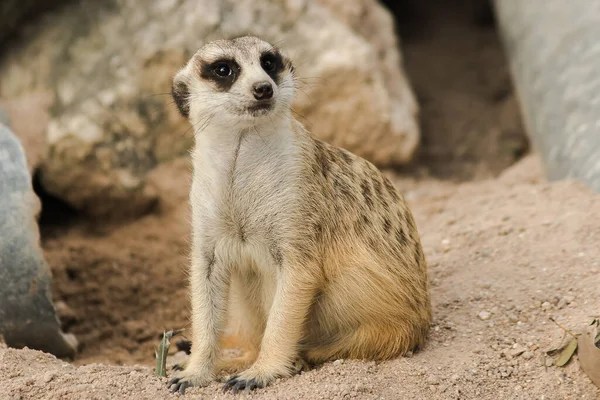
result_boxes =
[0,120,77,358]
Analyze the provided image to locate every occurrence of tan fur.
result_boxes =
[168,36,431,394]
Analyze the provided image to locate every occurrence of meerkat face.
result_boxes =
[171,36,295,129]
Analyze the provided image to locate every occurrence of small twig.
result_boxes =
[155,329,185,377]
[549,317,579,339]
[558,330,567,347]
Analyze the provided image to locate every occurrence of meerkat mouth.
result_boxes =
[246,101,274,117]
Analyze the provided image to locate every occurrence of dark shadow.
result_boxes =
[380,0,529,181]
[32,168,81,240]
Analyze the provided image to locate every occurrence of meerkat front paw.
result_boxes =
[167,368,213,395]
[222,362,295,394]
[221,367,281,394]
[222,375,265,394]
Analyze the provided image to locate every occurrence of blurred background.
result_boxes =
[1,1,599,398]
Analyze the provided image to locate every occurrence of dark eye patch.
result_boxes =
[200,58,240,92]
[260,51,284,83]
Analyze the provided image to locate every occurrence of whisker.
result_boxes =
[194,114,214,138]
[291,108,313,128]
[179,117,207,139]
[143,92,173,100]
[268,39,287,51]
[295,87,313,104]
[294,76,328,86]
[252,126,268,147]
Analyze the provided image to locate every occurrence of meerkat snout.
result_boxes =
[253,81,273,100]
[171,36,295,127]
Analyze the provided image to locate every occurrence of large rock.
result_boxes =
[0,0,419,218]
[0,117,77,359]
[495,0,600,192]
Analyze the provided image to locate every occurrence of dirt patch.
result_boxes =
[3,156,600,399]
[39,158,193,366]
[2,1,599,399]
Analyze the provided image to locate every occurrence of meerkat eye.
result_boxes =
[213,63,232,77]
[261,55,277,72]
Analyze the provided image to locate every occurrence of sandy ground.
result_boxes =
[2,155,600,400]
[1,1,599,399]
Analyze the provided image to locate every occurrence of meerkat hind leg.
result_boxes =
[174,336,257,376]
[222,269,318,393]
[302,270,429,364]
[215,270,265,378]
[304,323,412,364]
[292,356,312,374]
[215,333,259,377]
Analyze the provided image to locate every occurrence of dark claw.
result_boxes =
[178,381,191,395]
[247,378,260,390]
[232,380,246,394]
[222,376,263,394]
[222,375,239,393]
[167,377,191,395]
[172,364,183,371]
[167,377,180,389]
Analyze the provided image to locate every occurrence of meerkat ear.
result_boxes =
[171,69,190,119]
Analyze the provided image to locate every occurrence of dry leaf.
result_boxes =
[555,338,578,367]
[578,323,600,387]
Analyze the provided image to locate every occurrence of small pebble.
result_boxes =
[43,372,56,383]
[333,359,344,366]
[478,311,491,321]
[556,296,574,309]
[510,345,526,358]
[522,351,534,360]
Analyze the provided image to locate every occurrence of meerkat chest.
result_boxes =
[191,131,300,247]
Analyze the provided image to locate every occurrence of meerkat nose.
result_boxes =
[253,81,273,100]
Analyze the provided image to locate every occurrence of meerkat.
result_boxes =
[167,36,431,395]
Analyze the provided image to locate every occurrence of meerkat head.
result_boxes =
[171,36,295,129]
